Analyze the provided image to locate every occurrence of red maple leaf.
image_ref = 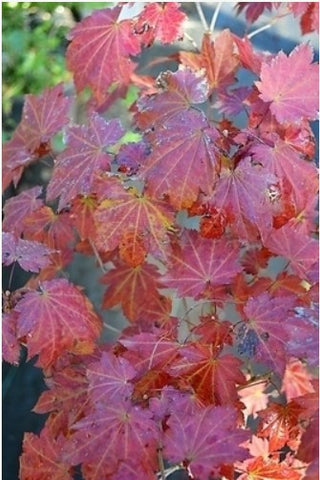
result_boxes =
[2,311,20,365]
[281,359,315,402]
[264,223,318,281]
[237,455,301,480]
[63,401,159,480]
[86,351,136,404]
[256,44,319,123]
[23,206,75,250]
[211,156,277,240]
[2,232,54,273]
[134,2,186,45]
[162,230,242,298]
[256,400,305,452]
[135,68,209,131]
[168,342,246,405]
[200,30,239,92]
[3,186,43,235]
[66,7,141,105]
[47,114,124,210]
[235,2,273,23]
[100,260,164,322]
[164,405,249,480]
[20,426,72,480]
[69,195,98,241]
[14,279,102,369]
[239,293,296,374]
[94,177,175,264]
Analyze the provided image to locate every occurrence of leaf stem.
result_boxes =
[89,238,107,273]
[195,2,209,31]
[209,2,223,32]
[247,23,272,39]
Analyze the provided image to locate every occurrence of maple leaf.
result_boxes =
[164,405,249,480]
[94,177,175,264]
[69,195,98,241]
[281,359,315,402]
[162,230,242,298]
[2,232,54,273]
[251,135,318,212]
[290,2,319,34]
[66,7,141,104]
[14,279,102,369]
[101,259,164,321]
[264,223,318,281]
[134,2,186,45]
[235,2,273,23]
[86,351,137,404]
[120,332,179,376]
[285,305,319,367]
[238,378,269,419]
[256,44,319,123]
[211,156,277,240]
[238,293,296,374]
[237,456,301,480]
[257,400,305,452]
[135,68,209,131]
[116,141,149,176]
[47,114,124,210]
[2,312,20,365]
[20,426,72,480]
[63,401,159,480]
[200,30,239,92]
[168,342,246,405]
[23,206,75,250]
[3,186,43,235]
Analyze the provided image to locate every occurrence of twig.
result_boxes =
[157,445,166,480]
[195,2,209,31]
[248,23,272,39]
[89,238,107,273]
[184,31,200,51]
[209,2,223,32]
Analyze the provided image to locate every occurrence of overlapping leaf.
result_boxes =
[256,44,319,123]
[211,157,277,240]
[66,7,141,104]
[164,405,249,480]
[14,279,102,369]
[47,114,124,210]
[2,232,54,273]
[162,230,242,298]
[101,260,164,321]
[94,178,175,264]
[20,427,72,480]
[3,186,43,235]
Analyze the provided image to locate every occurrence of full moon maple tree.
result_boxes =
[2,3,319,480]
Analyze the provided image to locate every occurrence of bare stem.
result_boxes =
[184,31,200,51]
[248,23,272,39]
[195,2,209,31]
[209,2,223,32]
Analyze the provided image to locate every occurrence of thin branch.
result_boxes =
[195,2,209,31]
[157,445,166,480]
[248,23,272,39]
[89,238,107,273]
[184,31,200,51]
[103,323,122,334]
[209,1,223,32]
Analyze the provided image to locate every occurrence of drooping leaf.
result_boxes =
[162,230,242,299]
[20,426,72,480]
[100,260,164,321]
[235,2,273,23]
[256,44,319,123]
[200,30,239,92]
[164,405,249,480]
[14,279,102,369]
[134,2,186,44]
[66,7,141,104]
[94,177,175,264]
[3,186,43,235]
[47,114,124,210]
[2,232,54,273]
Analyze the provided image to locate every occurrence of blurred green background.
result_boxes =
[2,2,108,138]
